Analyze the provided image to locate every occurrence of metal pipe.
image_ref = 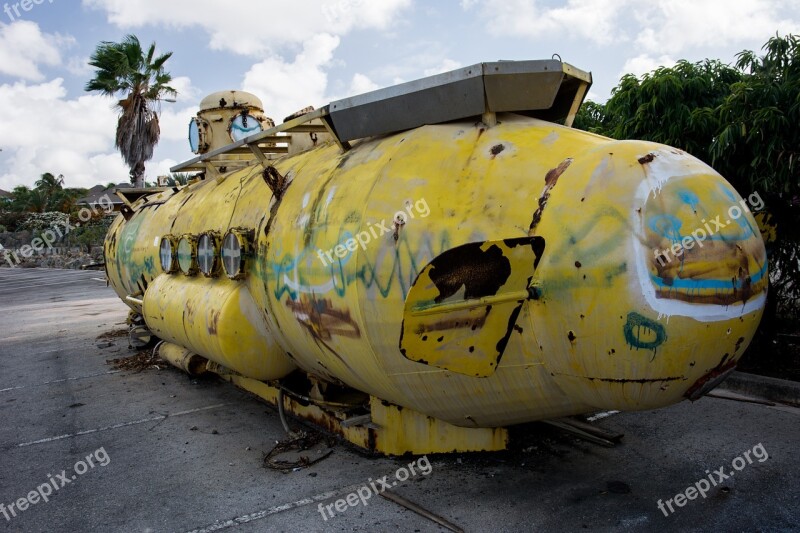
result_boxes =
[276,383,364,409]
[156,342,208,376]
[125,294,144,306]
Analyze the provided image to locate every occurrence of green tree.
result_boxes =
[34,172,63,196]
[7,185,32,212]
[49,187,87,213]
[572,100,607,134]
[591,59,742,162]
[85,35,177,188]
[26,189,49,213]
[711,34,800,317]
[32,172,68,211]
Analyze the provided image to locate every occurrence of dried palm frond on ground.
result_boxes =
[96,328,129,341]
[106,349,166,372]
[263,430,335,472]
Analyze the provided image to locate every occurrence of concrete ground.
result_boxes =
[0,267,798,533]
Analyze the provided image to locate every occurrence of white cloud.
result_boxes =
[65,56,92,77]
[423,58,461,76]
[149,158,180,180]
[243,34,340,124]
[370,45,465,86]
[462,0,629,45]
[0,78,130,190]
[632,0,800,55]
[83,0,411,56]
[0,21,72,81]
[347,73,380,95]
[620,54,676,78]
[80,2,413,136]
[465,0,799,57]
[585,90,603,103]
[158,104,198,142]
[169,76,201,103]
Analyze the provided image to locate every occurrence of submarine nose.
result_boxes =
[631,148,767,401]
[535,144,767,412]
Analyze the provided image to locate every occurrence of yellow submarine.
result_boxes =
[104,60,767,454]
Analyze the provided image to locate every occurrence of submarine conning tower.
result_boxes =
[189,90,274,154]
[188,90,332,161]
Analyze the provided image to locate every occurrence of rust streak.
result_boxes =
[413,315,488,335]
[587,376,683,383]
[638,153,656,164]
[545,158,572,187]
[529,157,573,235]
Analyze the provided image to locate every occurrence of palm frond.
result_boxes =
[85,34,178,187]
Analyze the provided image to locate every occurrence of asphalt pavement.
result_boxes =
[0,267,798,532]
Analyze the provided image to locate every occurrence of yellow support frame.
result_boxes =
[214,370,508,455]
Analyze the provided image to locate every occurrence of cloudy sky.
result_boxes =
[0,0,797,191]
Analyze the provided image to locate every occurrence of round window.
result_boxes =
[177,235,198,276]
[197,233,219,277]
[221,230,246,279]
[188,118,201,153]
[159,236,177,273]
[229,113,262,142]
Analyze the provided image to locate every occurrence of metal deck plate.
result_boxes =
[327,59,591,142]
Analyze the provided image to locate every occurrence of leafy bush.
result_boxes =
[22,212,69,232]
[0,211,28,232]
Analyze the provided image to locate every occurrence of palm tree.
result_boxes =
[85,35,177,188]
[35,172,64,194]
[50,188,86,213]
[26,189,48,213]
[34,172,64,209]
[164,172,194,186]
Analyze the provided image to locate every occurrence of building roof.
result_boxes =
[0,189,11,198]
[76,183,132,209]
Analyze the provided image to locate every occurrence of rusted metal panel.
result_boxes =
[400,237,545,377]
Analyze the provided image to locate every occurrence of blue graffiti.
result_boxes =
[677,190,700,210]
[648,214,683,242]
[623,311,667,356]
[263,231,452,302]
[650,259,768,290]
